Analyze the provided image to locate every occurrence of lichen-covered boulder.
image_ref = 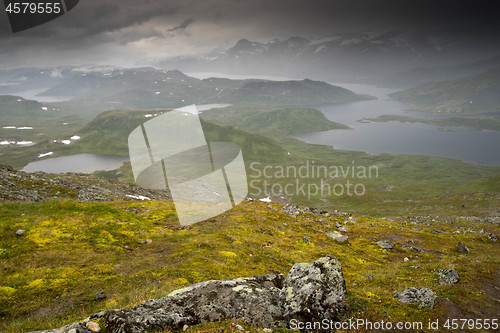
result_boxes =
[437,269,460,285]
[103,274,286,332]
[279,255,347,324]
[29,256,348,333]
[394,287,436,308]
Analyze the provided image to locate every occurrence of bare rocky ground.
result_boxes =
[0,165,170,202]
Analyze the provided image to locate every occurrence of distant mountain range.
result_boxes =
[38,68,371,110]
[389,68,500,113]
[156,31,500,85]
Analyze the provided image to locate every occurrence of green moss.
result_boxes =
[0,199,498,332]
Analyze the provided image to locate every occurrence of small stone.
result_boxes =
[345,216,357,223]
[318,218,327,223]
[335,223,342,228]
[267,205,276,211]
[86,321,101,332]
[15,229,25,236]
[437,269,460,285]
[302,236,310,244]
[394,287,436,308]
[486,233,497,242]
[366,274,374,280]
[138,240,146,244]
[403,257,409,262]
[325,231,348,243]
[376,240,394,249]
[95,292,107,301]
[145,239,153,244]
[183,324,189,331]
[338,226,349,233]
[457,241,470,254]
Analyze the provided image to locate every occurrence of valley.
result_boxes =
[0,66,499,333]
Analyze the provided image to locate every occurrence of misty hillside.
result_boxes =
[389,68,500,113]
[39,68,369,109]
[200,106,350,138]
[0,67,74,95]
[380,54,500,88]
[157,31,500,84]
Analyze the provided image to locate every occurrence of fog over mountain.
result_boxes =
[1,0,499,76]
[157,32,500,84]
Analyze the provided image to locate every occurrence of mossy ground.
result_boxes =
[0,199,498,332]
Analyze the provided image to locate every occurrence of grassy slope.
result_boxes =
[389,68,500,113]
[200,106,500,216]
[2,109,294,169]
[78,107,500,217]
[0,96,89,168]
[6,105,499,217]
[0,200,498,332]
[200,106,350,137]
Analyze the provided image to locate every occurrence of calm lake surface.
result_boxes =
[296,83,500,166]
[22,154,129,173]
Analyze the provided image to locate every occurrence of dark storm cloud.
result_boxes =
[168,17,194,32]
[0,0,498,68]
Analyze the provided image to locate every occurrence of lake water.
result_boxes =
[22,154,129,173]
[296,83,500,166]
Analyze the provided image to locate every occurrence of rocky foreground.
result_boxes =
[0,165,169,202]
[34,256,347,333]
[0,173,498,332]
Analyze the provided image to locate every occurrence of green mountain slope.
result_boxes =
[201,106,350,138]
[211,78,370,106]
[0,96,85,160]
[52,109,292,165]
[390,68,500,113]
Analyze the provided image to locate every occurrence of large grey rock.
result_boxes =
[104,274,285,332]
[280,256,346,324]
[437,269,460,285]
[29,256,347,333]
[394,287,436,308]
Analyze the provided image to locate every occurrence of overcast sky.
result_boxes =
[0,0,498,69]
